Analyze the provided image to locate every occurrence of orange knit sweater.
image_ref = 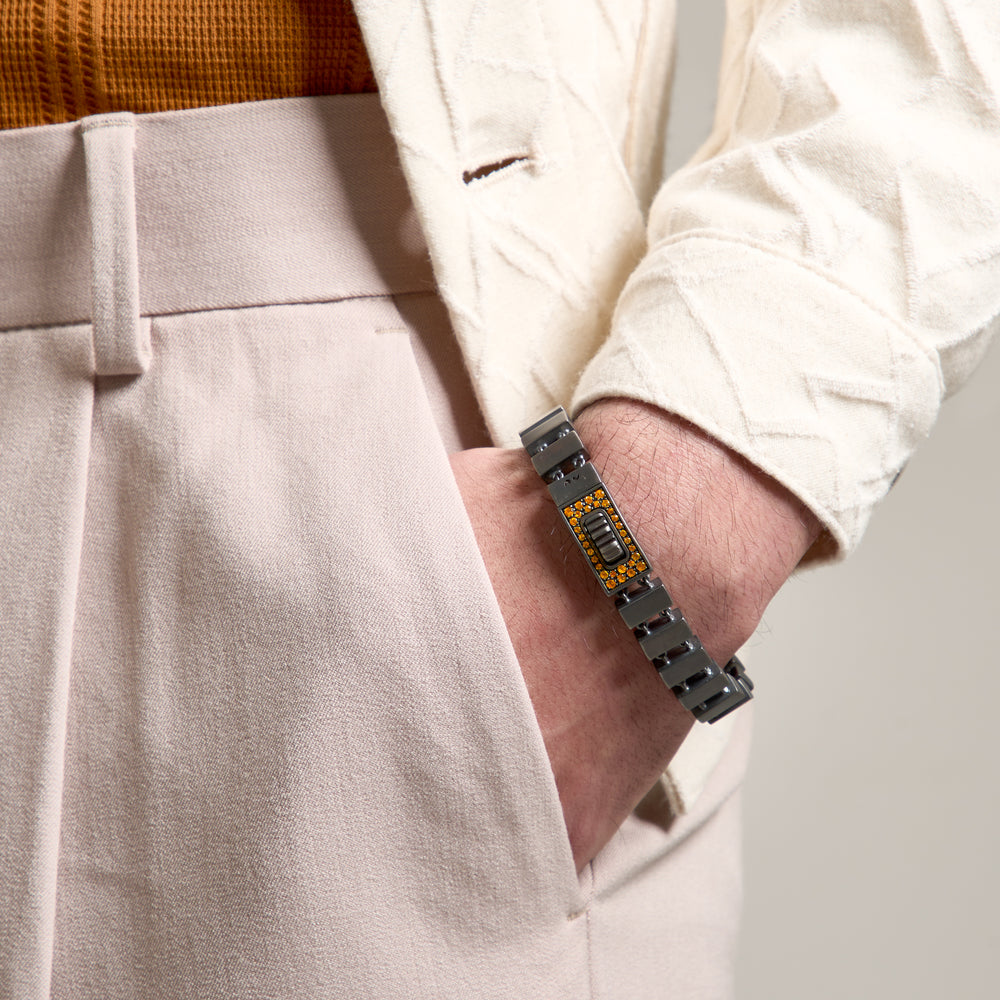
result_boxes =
[0,0,376,130]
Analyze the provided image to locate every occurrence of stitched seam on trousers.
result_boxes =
[0,289,441,335]
[136,288,440,322]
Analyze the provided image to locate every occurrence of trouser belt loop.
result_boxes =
[81,112,151,376]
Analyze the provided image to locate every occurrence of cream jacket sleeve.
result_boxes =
[360,0,999,557]
[575,0,1000,556]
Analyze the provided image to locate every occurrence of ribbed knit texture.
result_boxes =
[0,0,376,129]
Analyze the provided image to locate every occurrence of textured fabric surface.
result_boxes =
[0,95,437,332]
[0,0,376,128]
[48,299,587,999]
[354,0,1000,563]
[0,94,748,1000]
[576,0,1000,558]
[353,0,658,448]
[588,711,752,1000]
[0,323,94,1000]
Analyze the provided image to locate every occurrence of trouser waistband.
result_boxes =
[0,94,434,374]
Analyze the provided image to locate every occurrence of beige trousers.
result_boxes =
[0,95,747,999]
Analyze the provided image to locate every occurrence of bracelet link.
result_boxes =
[615,579,672,628]
[529,429,586,478]
[693,659,754,723]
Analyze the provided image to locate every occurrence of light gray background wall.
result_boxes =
[666,3,1000,997]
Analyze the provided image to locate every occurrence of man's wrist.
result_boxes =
[573,397,822,665]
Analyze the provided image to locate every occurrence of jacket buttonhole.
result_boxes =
[462,155,530,185]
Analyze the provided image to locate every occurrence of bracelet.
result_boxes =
[518,407,754,724]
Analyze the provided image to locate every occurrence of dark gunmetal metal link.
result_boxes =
[519,406,754,724]
[656,640,714,689]
[677,661,733,711]
[529,429,586,477]
[615,579,672,629]
[638,608,694,661]
[693,658,754,723]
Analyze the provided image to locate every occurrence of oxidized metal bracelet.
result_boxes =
[519,407,753,724]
